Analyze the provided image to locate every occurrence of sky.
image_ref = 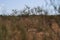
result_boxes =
[0,0,60,15]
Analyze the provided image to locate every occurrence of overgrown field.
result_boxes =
[0,15,60,40]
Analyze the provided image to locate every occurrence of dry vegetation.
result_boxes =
[0,15,60,40]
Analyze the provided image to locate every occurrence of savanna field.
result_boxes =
[0,0,60,40]
[0,15,60,40]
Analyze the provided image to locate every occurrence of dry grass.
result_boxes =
[0,15,60,40]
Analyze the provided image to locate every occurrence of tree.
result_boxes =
[21,5,30,16]
[50,0,60,15]
[36,6,43,15]
[11,9,18,16]
[58,6,60,14]
[30,6,44,15]
[44,0,59,15]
